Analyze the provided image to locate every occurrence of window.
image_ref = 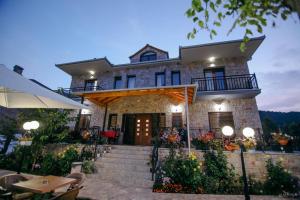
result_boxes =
[114,76,122,89]
[127,75,136,88]
[172,113,183,128]
[108,114,118,130]
[171,71,181,85]
[155,72,165,87]
[208,112,234,136]
[204,68,226,91]
[85,79,97,91]
[78,114,91,129]
[140,51,157,62]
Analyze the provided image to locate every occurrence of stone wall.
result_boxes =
[130,45,169,63]
[158,148,300,180]
[189,97,262,137]
[70,57,249,91]
[88,94,261,139]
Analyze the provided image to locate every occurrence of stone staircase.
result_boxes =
[94,145,153,189]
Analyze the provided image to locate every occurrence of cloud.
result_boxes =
[271,45,300,69]
[256,70,300,112]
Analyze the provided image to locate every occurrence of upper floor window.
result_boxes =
[171,71,181,85]
[85,79,97,91]
[140,51,157,62]
[155,72,165,87]
[127,75,136,88]
[114,76,122,89]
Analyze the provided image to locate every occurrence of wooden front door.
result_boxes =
[135,114,152,145]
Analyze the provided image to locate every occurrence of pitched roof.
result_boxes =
[129,44,169,59]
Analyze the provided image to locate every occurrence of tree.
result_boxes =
[186,0,300,51]
[0,116,18,154]
[261,117,278,144]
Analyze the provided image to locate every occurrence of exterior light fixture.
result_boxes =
[208,56,215,62]
[242,127,255,138]
[23,121,39,131]
[222,126,234,137]
[215,103,224,111]
[210,63,216,67]
[171,105,182,113]
[89,70,95,75]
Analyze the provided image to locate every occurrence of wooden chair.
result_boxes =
[66,173,85,190]
[0,174,33,200]
[49,186,82,200]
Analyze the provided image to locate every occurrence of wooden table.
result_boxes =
[12,175,77,194]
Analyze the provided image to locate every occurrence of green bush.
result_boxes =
[82,160,97,174]
[264,159,299,196]
[162,152,204,193]
[57,146,80,175]
[203,150,242,194]
[40,153,60,175]
[81,146,95,161]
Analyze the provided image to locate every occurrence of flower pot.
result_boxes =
[278,139,288,146]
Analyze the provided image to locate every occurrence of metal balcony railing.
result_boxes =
[55,86,103,101]
[191,74,259,92]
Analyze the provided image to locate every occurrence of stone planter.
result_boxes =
[71,162,83,173]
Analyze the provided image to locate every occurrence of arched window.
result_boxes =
[140,51,157,62]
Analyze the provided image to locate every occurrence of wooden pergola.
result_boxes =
[75,85,197,106]
[75,84,197,153]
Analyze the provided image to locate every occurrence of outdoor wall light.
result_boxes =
[208,56,215,62]
[242,127,255,138]
[222,125,234,137]
[89,70,95,75]
[209,63,216,67]
[214,103,224,111]
[171,105,183,113]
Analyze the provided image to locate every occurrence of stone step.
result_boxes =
[110,149,151,155]
[96,168,152,180]
[103,152,149,160]
[99,157,150,165]
[111,145,152,151]
[96,161,150,173]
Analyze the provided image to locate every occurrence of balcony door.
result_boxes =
[204,68,226,91]
[135,114,152,146]
[85,79,97,91]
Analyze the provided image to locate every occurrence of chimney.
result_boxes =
[13,65,24,75]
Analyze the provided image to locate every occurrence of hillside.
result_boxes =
[259,111,300,126]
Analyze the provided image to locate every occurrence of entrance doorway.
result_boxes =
[122,113,165,146]
[135,114,152,145]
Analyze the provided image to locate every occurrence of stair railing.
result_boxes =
[151,135,160,181]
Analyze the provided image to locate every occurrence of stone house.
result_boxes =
[56,36,264,146]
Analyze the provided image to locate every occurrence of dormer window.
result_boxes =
[140,51,157,62]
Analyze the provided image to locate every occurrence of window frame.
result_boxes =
[171,71,181,85]
[84,79,97,91]
[108,114,118,130]
[127,75,136,88]
[140,51,157,62]
[155,72,166,87]
[172,113,183,128]
[114,76,122,89]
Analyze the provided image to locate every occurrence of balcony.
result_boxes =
[191,74,260,99]
[55,86,103,101]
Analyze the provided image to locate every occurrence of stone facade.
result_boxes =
[69,44,262,141]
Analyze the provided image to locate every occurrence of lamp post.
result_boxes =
[17,121,39,174]
[222,126,250,200]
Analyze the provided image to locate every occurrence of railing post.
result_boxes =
[253,73,258,89]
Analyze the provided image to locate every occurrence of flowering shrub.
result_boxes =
[155,151,204,193]
[243,137,256,150]
[264,159,299,197]
[160,127,182,148]
[191,131,215,150]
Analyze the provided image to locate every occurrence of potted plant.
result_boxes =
[243,137,256,152]
[272,132,291,146]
